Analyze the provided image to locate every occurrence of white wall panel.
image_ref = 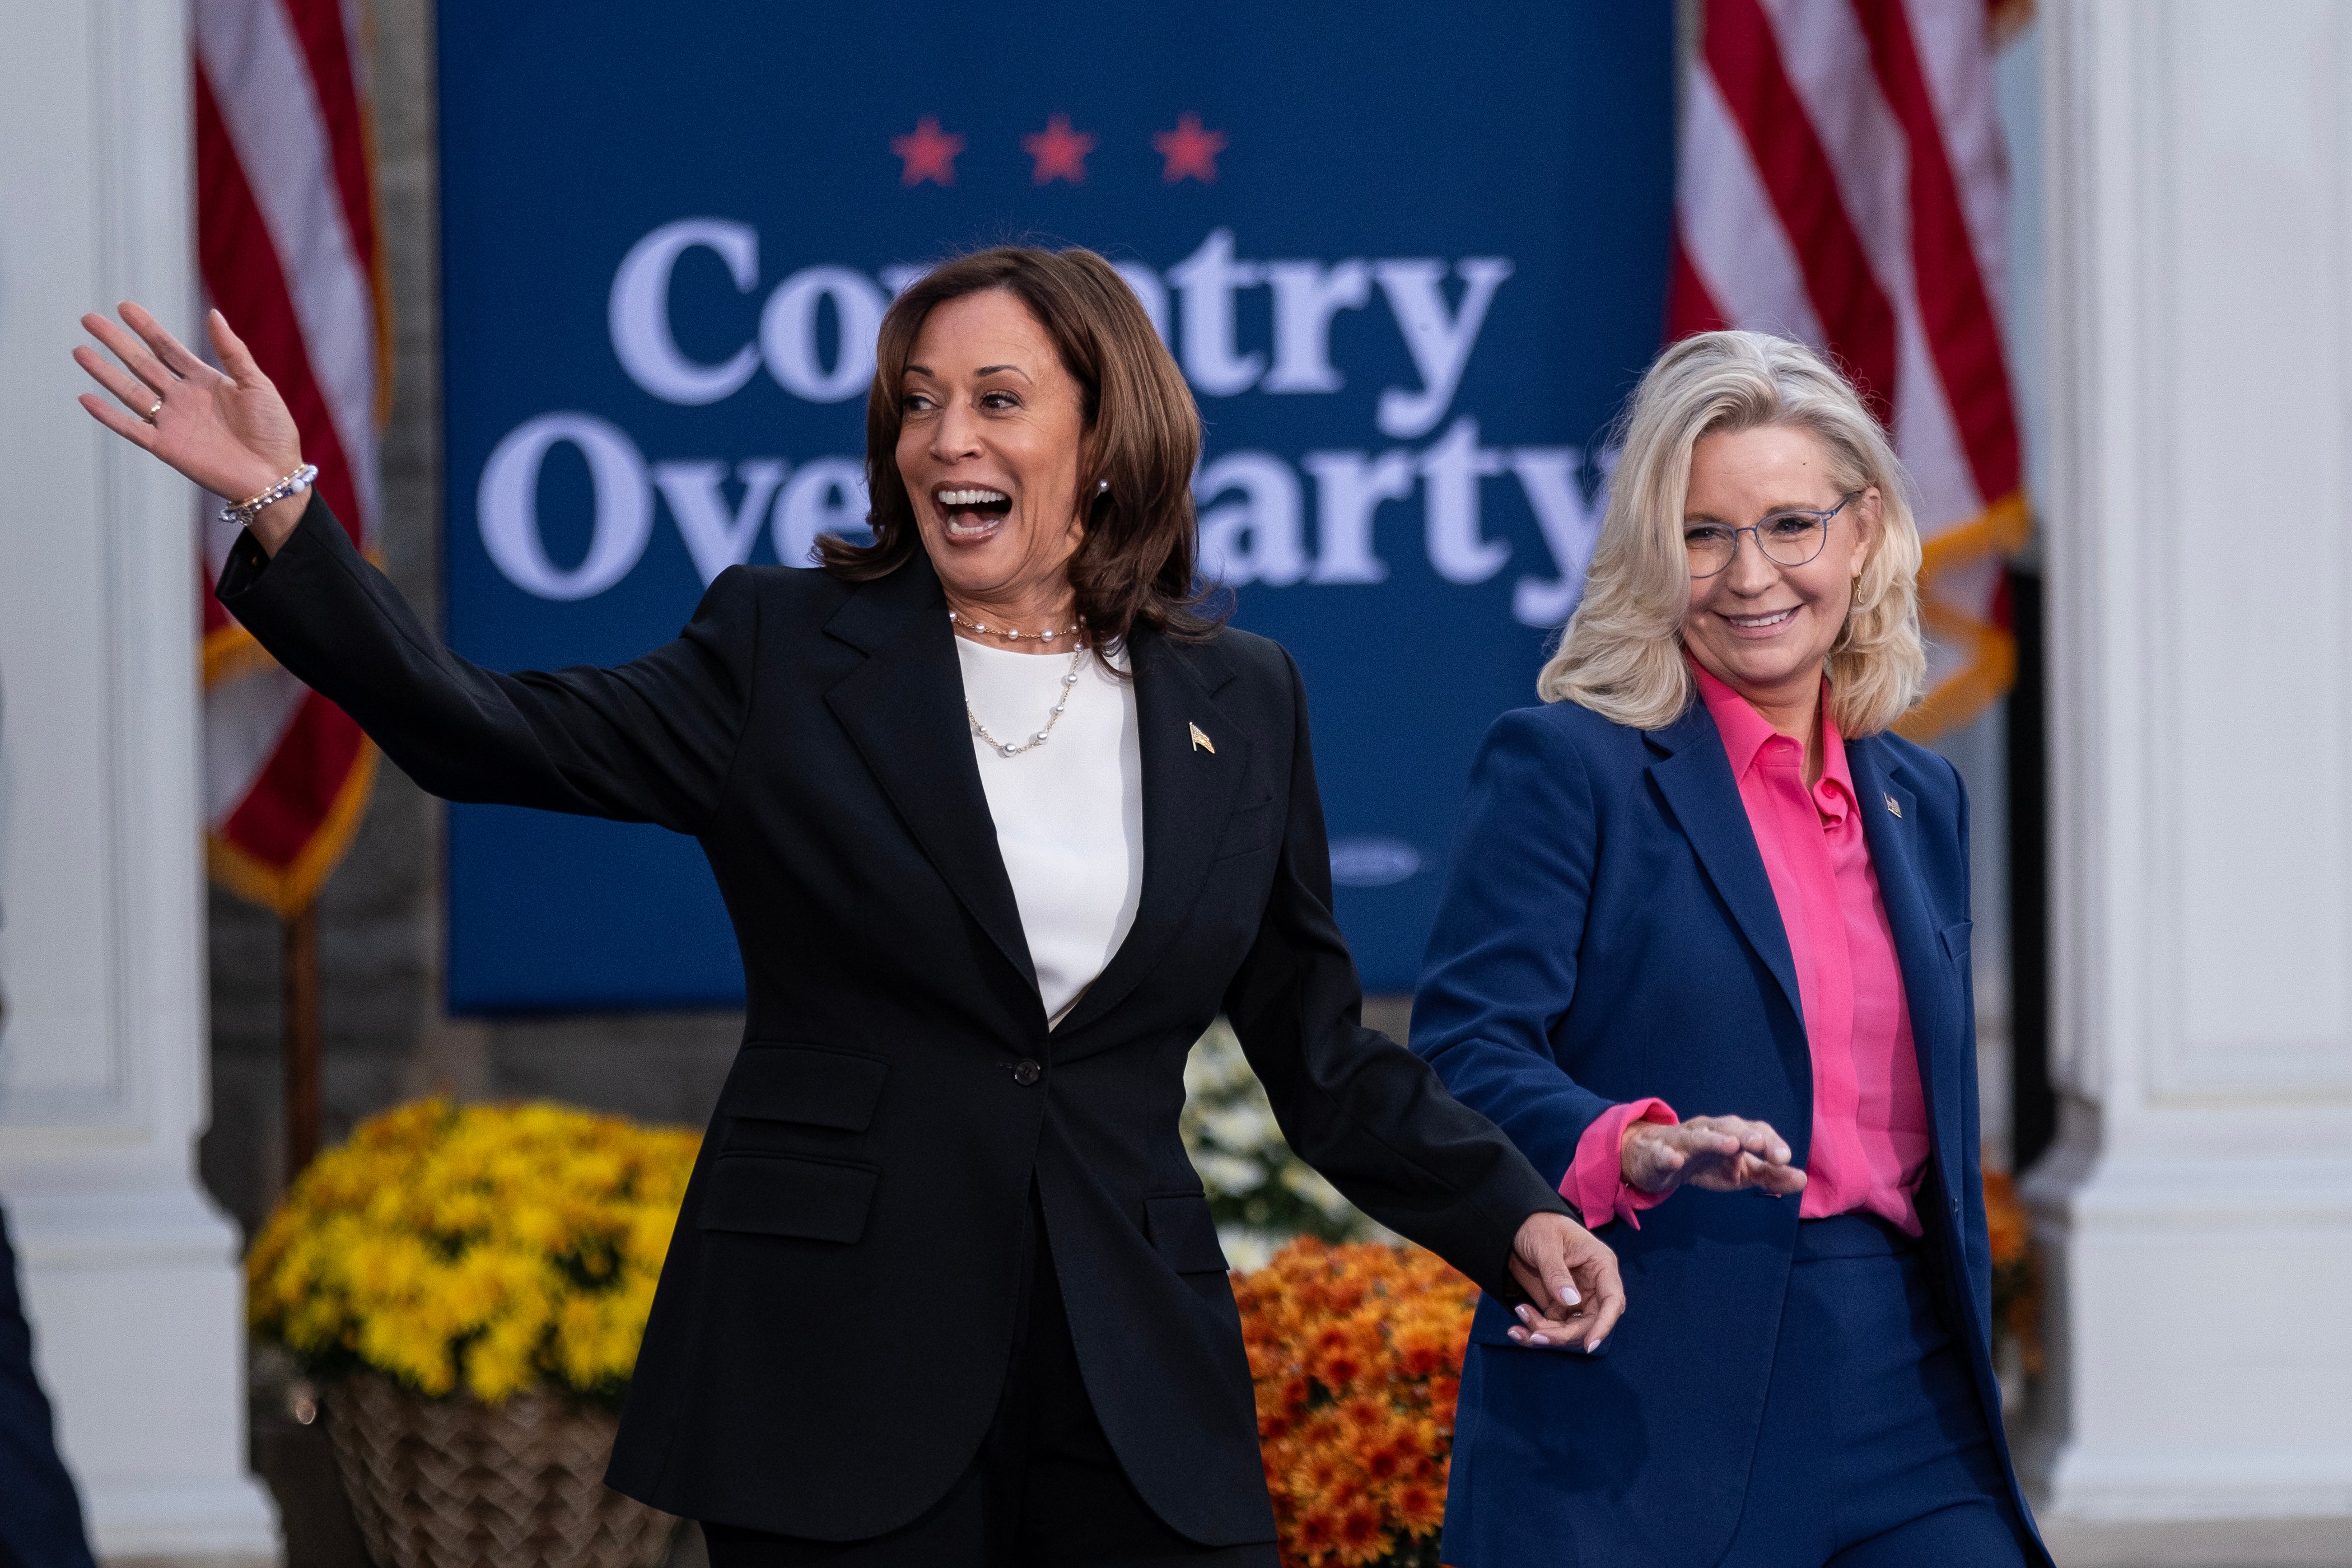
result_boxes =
[2029,0,2352,1523]
[2156,0,2352,1099]
[0,0,279,1556]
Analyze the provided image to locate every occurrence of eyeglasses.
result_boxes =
[1684,492,1859,579]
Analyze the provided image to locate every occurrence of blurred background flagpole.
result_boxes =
[192,0,390,1180]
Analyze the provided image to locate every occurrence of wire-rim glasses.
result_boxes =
[1684,492,1859,579]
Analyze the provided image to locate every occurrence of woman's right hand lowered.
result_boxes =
[1621,1114,1807,1200]
[73,303,310,556]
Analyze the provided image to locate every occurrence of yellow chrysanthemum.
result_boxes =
[247,1098,699,1408]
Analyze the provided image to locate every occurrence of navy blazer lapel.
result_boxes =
[1643,704,1807,1033]
[1053,629,1249,1037]
[822,558,1038,996]
[1846,738,1964,1181]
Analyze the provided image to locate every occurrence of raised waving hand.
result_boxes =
[73,303,312,554]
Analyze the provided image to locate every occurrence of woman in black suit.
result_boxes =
[73,248,1622,1566]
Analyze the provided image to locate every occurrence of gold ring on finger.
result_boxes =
[144,399,164,422]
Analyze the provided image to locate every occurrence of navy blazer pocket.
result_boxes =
[1940,920,1973,965]
[699,1152,879,1244]
[1467,1319,1609,1357]
[1464,1291,1608,1356]
[1144,1191,1231,1274]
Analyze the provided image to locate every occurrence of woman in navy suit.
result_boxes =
[1413,332,2050,1567]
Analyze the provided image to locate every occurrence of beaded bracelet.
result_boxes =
[221,463,320,529]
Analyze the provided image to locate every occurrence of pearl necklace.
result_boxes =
[968,645,1086,758]
[946,607,1081,643]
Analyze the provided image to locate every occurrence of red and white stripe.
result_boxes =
[194,0,384,913]
[1672,0,2028,734]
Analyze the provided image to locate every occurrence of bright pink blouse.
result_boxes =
[1563,663,1931,1235]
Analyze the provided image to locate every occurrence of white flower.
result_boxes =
[1193,1152,1268,1196]
[1217,1226,1284,1273]
[1200,1103,1282,1153]
[1280,1161,1358,1221]
[1181,1017,1381,1244]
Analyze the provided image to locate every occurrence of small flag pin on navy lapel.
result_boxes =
[1884,793,1902,818]
[1189,721,1215,754]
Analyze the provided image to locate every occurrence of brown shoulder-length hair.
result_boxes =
[819,245,1224,645]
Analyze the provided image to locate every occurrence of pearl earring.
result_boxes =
[1096,478,1110,496]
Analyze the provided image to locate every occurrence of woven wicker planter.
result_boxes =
[324,1374,676,1568]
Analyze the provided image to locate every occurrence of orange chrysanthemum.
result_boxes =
[1982,1165,2046,1377]
[1236,1238,1476,1567]
[1982,1169,2027,1265]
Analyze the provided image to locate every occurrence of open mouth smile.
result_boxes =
[932,485,1014,543]
[1723,607,1798,633]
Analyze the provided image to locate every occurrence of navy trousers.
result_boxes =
[0,1208,97,1568]
[1721,1216,2030,1567]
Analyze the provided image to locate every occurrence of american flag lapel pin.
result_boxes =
[1189,721,1215,754]
[1884,793,1902,818]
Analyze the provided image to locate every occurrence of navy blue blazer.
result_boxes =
[1412,697,2049,1568]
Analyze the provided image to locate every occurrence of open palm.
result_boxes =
[1622,1114,1807,1199]
[74,302,306,517]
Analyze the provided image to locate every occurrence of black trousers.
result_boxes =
[0,1208,97,1568]
[702,1191,1277,1568]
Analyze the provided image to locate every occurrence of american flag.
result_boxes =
[1672,0,2029,736]
[193,0,385,913]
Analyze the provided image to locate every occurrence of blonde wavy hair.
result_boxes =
[1538,330,1926,735]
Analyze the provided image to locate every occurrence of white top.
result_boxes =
[955,636,1145,1026]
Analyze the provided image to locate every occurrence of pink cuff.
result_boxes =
[1563,1098,1678,1230]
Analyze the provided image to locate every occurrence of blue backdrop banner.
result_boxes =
[437,2,1673,1012]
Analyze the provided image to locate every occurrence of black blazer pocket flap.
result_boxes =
[698,1154,878,1244]
[1144,1191,1230,1274]
[723,1044,888,1130]
[1212,794,1281,860]
[1939,920,1973,963]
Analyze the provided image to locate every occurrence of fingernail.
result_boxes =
[1558,1286,1581,1306]
[1530,1334,1551,1346]
[1515,1304,1533,1322]
[1586,1338,1605,1354]
[1508,1328,1526,1342]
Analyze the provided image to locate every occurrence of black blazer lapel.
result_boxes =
[1847,739,1966,1188]
[1643,704,1808,1036]
[822,558,1038,996]
[1053,629,1249,1037]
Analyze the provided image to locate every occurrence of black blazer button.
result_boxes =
[1012,1059,1043,1086]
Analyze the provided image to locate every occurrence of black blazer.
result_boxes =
[218,498,1572,1546]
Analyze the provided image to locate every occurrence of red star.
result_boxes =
[1021,114,1096,185]
[1152,113,1226,184]
[890,116,964,187]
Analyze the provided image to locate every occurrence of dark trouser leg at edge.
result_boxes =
[0,1207,99,1568]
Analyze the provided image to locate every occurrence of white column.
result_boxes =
[2028,0,2352,1523]
[0,0,279,1559]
